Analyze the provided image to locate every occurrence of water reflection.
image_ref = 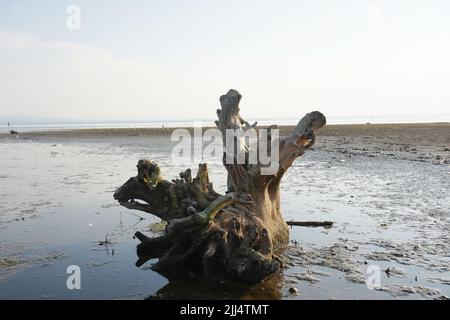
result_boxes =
[148,272,284,300]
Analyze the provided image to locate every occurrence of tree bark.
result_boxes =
[114,89,326,283]
[216,89,326,247]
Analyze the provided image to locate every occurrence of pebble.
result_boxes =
[288,287,298,294]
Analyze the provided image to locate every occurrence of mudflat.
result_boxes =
[4,123,449,165]
[0,122,449,299]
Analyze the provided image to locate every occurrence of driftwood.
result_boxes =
[287,220,333,228]
[114,89,326,283]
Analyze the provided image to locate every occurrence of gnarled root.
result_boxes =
[114,89,326,284]
[114,162,222,220]
[134,192,281,283]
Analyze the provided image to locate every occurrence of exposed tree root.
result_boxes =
[114,89,326,283]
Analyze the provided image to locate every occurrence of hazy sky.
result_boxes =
[1,0,449,121]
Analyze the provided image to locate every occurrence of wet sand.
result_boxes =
[5,122,449,163]
[0,123,449,299]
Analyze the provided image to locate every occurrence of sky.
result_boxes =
[0,0,449,122]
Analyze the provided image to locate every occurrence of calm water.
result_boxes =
[2,115,450,134]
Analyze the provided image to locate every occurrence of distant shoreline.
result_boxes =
[1,122,449,168]
[2,116,450,134]
[1,122,449,139]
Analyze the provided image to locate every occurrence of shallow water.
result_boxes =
[0,134,449,299]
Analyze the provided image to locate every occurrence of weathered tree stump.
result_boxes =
[114,89,326,283]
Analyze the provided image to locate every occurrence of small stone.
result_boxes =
[288,287,298,294]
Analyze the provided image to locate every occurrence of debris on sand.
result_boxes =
[384,267,407,278]
[97,234,112,246]
[287,220,333,228]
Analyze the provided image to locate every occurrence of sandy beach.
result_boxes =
[5,122,449,169]
[0,123,449,299]
[6,123,449,163]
